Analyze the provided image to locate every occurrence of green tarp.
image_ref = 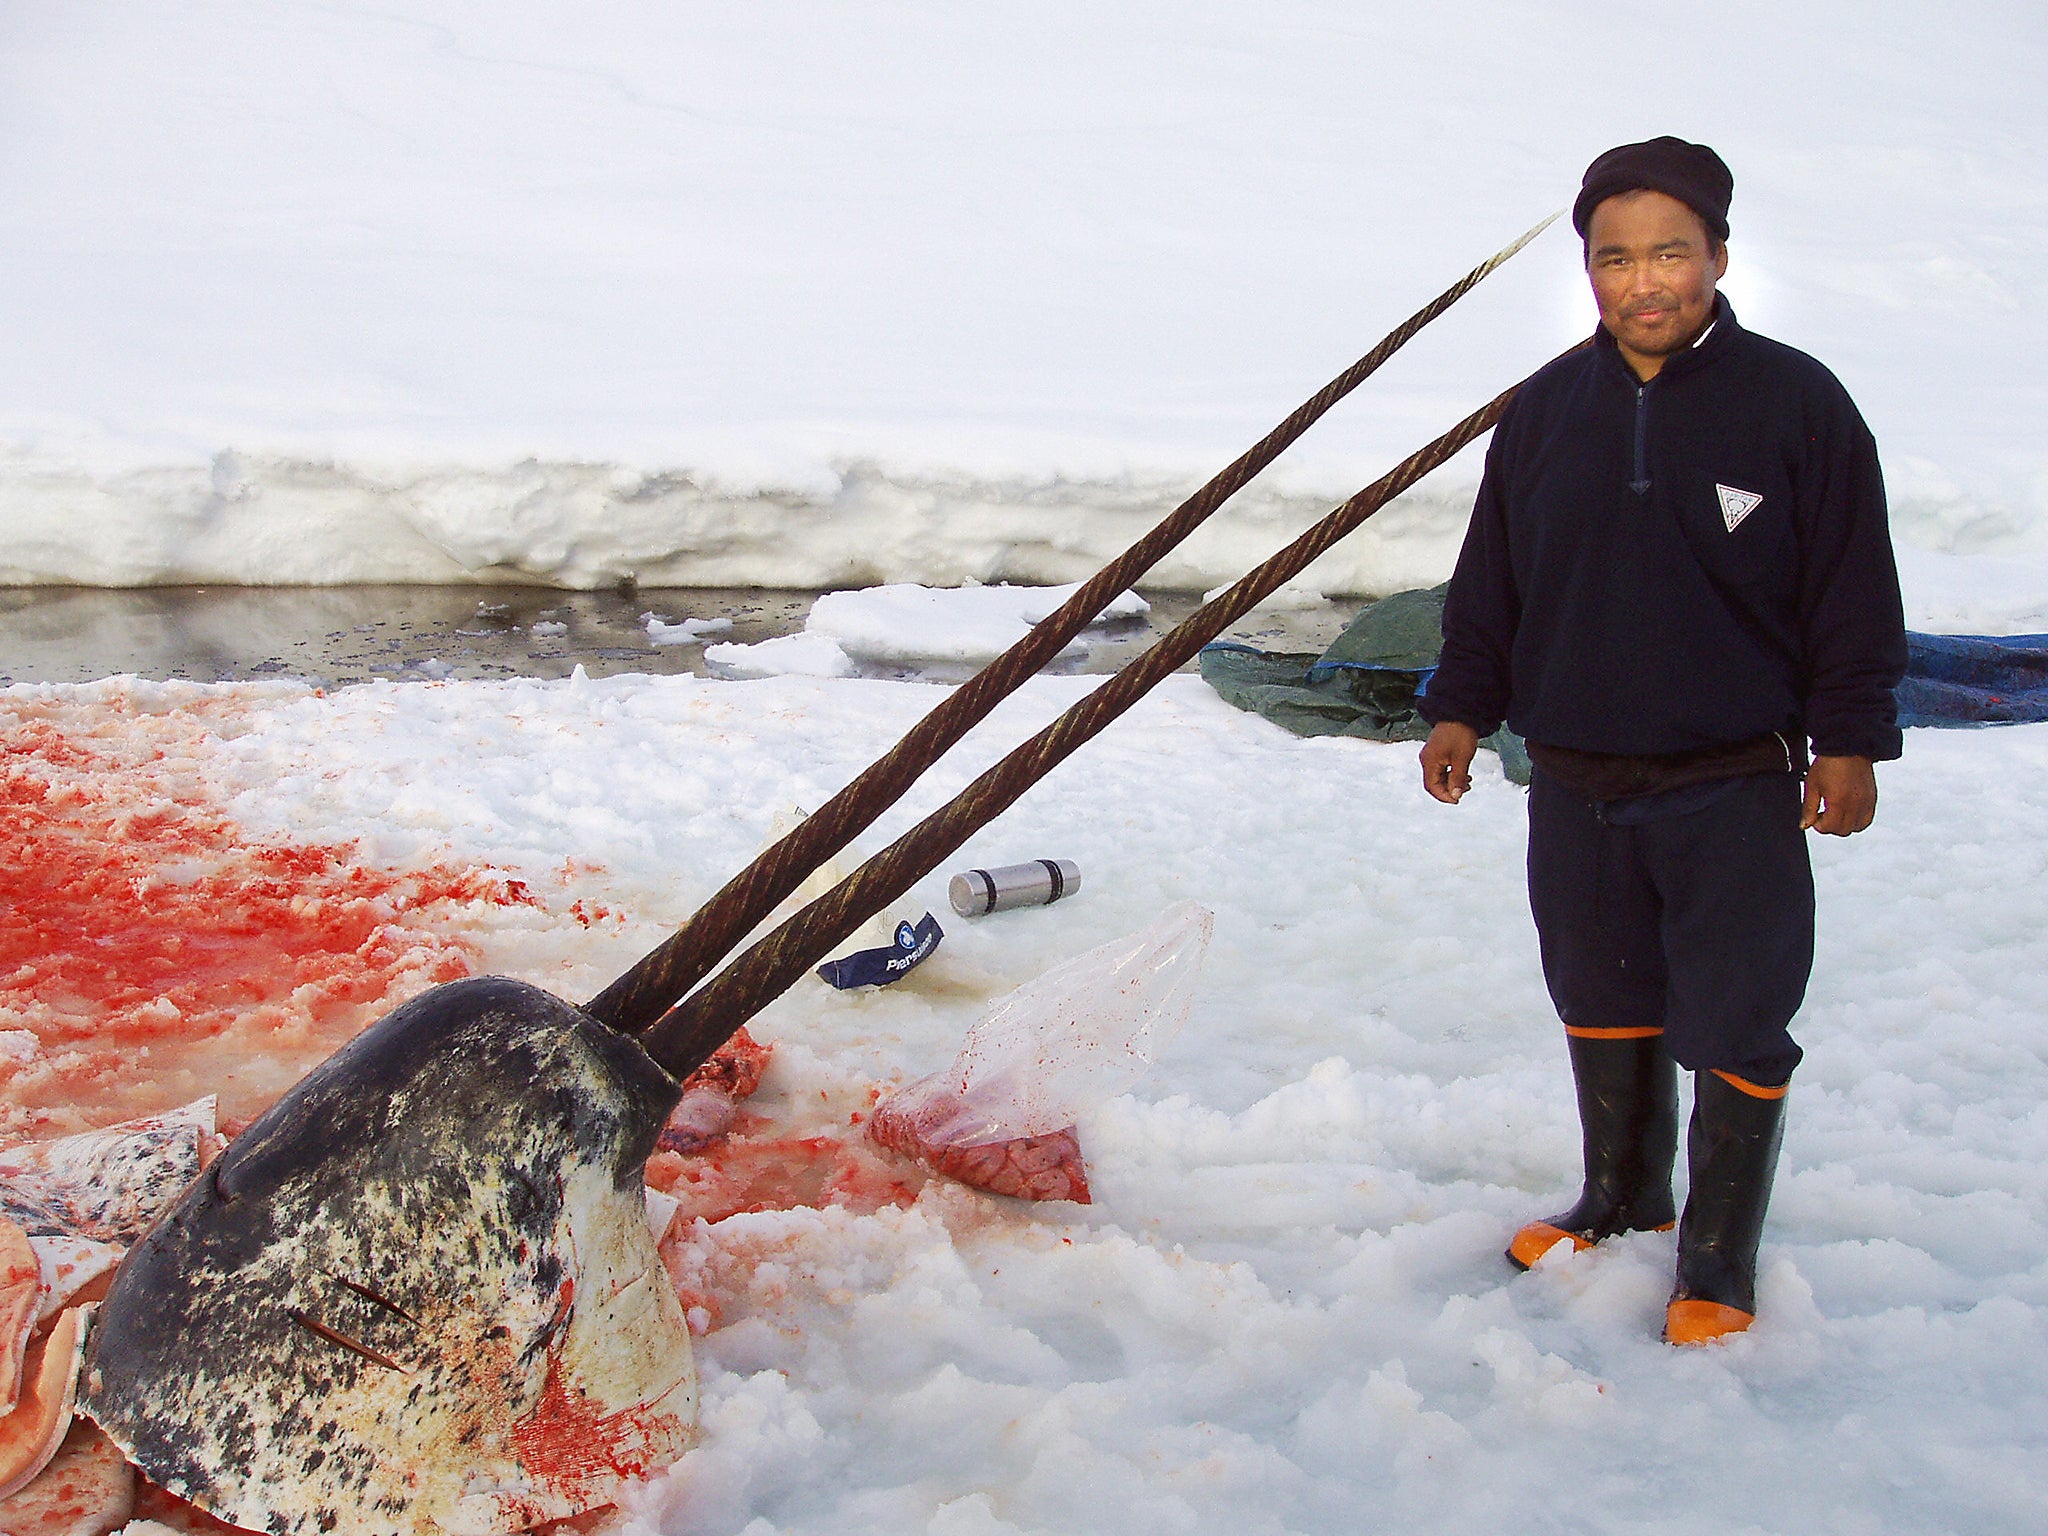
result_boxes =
[1197,583,1532,784]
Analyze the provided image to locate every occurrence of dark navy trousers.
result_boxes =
[1525,769,1811,1086]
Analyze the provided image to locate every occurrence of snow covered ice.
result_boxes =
[5,669,2043,1533]
[3,1,2047,1532]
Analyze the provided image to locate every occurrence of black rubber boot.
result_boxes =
[1507,1031,1679,1270]
[1664,1070,1787,1344]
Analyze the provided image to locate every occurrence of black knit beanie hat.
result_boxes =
[1572,137,1733,242]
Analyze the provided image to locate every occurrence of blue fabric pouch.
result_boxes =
[815,912,944,989]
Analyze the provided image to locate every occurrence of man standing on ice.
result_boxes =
[1416,137,1907,1344]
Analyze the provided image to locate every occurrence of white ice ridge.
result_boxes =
[0,449,1484,597]
[5,446,2044,636]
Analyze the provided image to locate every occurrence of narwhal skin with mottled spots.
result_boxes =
[82,977,695,1536]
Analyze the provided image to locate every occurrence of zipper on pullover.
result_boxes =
[1630,381,1652,496]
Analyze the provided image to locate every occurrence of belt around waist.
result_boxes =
[1526,731,1803,803]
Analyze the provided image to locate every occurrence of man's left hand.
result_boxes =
[1802,755,1879,835]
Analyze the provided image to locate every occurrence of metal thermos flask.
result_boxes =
[948,859,1081,917]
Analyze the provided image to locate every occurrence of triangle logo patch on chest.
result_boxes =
[1716,483,1764,532]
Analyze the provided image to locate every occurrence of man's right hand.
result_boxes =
[1419,721,1480,804]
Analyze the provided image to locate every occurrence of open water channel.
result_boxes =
[0,585,1365,688]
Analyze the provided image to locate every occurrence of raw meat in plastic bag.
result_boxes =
[866,1112,1090,1203]
[869,901,1212,1201]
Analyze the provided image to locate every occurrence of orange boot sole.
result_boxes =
[1507,1219,1673,1272]
[1507,1222,1591,1270]
[1664,1298,1753,1345]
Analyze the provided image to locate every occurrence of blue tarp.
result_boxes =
[1897,633,2048,728]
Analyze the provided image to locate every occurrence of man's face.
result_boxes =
[1584,189,1728,379]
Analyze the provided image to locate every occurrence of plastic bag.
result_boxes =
[869,901,1212,1201]
[753,804,905,955]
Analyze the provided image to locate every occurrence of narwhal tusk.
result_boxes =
[584,211,1562,1038]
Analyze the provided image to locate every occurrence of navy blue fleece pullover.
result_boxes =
[1421,299,1906,761]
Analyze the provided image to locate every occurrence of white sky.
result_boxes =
[2,1,2043,516]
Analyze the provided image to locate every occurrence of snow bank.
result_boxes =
[3,3,2046,588]
[0,449,1477,596]
[6,672,2042,1531]
[1894,545,2048,635]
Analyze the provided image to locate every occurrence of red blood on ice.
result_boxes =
[649,1111,928,1334]
[0,711,543,1137]
[647,1111,924,1231]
